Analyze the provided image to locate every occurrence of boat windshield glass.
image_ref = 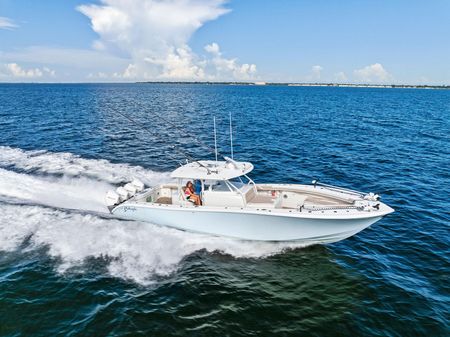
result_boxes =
[202,176,254,193]
[227,178,245,189]
[229,175,253,187]
[205,180,231,192]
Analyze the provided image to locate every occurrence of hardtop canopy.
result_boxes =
[170,158,254,181]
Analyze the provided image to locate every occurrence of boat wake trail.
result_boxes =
[0,145,171,212]
[0,146,306,284]
[0,168,113,213]
[0,146,170,185]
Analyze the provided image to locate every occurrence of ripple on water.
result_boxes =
[0,84,449,336]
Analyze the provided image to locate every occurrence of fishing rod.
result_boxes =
[106,105,191,163]
[108,105,213,173]
[134,101,227,160]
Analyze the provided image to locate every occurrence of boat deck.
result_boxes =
[147,185,354,210]
[155,197,172,204]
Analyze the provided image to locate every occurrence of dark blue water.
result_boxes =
[0,83,449,336]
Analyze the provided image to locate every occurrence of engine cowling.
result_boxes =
[105,190,120,208]
[131,178,145,192]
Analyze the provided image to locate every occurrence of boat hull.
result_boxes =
[111,204,384,243]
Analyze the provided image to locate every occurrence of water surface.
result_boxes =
[0,83,449,336]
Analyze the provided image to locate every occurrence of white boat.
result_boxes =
[106,157,394,243]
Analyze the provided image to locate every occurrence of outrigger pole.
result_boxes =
[109,105,213,173]
[135,103,225,160]
[213,116,218,163]
[110,101,238,173]
[229,111,234,160]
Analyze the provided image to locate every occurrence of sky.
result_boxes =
[0,0,449,84]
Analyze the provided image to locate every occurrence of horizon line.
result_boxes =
[0,81,449,88]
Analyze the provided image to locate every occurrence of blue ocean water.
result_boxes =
[0,83,449,336]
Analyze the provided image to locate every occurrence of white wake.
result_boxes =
[0,147,305,284]
[0,145,170,185]
[0,168,112,212]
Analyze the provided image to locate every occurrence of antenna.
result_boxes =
[229,111,234,159]
[213,116,218,162]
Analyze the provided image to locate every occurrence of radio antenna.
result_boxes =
[229,111,234,159]
[213,116,218,162]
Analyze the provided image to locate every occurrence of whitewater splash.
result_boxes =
[0,146,170,185]
[0,145,170,212]
[0,168,113,213]
[0,146,306,284]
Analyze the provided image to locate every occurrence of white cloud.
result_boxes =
[7,63,42,78]
[77,0,256,80]
[0,46,129,82]
[204,42,256,80]
[353,63,392,83]
[0,1,256,82]
[204,42,220,54]
[1,47,129,78]
[113,63,139,78]
[0,17,18,30]
[304,65,323,81]
[0,62,56,80]
[43,67,56,77]
[0,63,56,79]
[142,45,206,79]
[334,71,347,82]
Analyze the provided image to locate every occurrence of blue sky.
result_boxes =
[1,0,449,83]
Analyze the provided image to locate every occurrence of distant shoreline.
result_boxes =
[137,81,450,89]
[1,82,448,89]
